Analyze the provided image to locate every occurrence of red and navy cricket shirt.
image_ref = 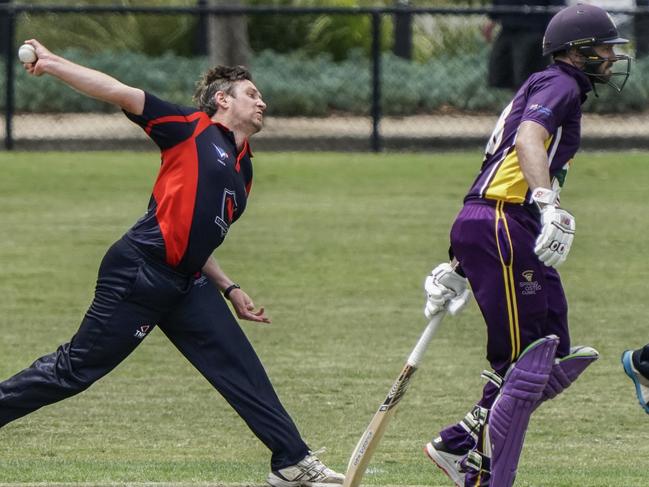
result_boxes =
[123,92,253,275]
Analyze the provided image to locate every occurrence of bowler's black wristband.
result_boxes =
[223,283,241,300]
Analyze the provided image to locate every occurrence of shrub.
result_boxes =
[3,49,649,116]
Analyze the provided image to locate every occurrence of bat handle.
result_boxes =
[406,311,445,367]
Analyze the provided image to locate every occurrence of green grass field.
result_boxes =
[0,150,648,487]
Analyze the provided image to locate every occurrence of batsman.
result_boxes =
[421,4,631,487]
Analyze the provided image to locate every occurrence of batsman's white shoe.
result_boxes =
[266,452,344,487]
[424,437,466,487]
[622,350,649,414]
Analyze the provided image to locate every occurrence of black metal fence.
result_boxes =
[2,3,649,152]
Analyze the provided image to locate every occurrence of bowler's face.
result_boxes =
[229,80,267,134]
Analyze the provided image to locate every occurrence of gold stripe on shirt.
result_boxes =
[484,135,555,203]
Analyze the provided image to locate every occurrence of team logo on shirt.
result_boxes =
[212,143,229,166]
[215,188,238,236]
[519,270,542,296]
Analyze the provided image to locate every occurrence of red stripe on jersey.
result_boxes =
[226,196,235,222]
[153,140,199,266]
[245,180,252,196]
[145,112,205,135]
[151,113,213,267]
[235,139,250,173]
[191,115,213,137]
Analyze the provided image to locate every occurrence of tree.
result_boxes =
[207,0,251,66]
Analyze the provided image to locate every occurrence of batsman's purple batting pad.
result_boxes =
[486,335,559,487]
[538,345,599,405]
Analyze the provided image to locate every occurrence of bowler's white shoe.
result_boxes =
[267,452,344,487]
[424,437,466,487]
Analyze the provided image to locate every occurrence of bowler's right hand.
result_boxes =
[21,39,52,76]
[424,262,471,318]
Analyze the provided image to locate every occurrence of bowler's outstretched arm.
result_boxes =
[21,39,144,115]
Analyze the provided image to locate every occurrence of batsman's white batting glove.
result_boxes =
[532,187,575,268]
[424,262,471,318]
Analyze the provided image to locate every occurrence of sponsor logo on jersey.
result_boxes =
[134,324,151,339]
[529,103,553,117]
[212,143,229,165]
[193,274,208,287]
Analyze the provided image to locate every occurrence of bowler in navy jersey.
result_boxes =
[123,92,255,275]
[421,5,631,487]
[1,39,344,487]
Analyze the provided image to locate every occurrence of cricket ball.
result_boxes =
[18,44,37,63]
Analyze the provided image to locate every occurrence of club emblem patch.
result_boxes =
[519,270,542,295]
[214,189,238,237]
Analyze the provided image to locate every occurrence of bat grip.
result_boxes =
[407,311,445,367]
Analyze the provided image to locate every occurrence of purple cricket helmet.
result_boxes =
[542,3,628,56]
[543,3,631,92]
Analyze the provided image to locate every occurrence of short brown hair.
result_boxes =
[193,65,252,117]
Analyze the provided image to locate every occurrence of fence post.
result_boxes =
[3,2,15,150]
[393,0,412,59]
[195,0,209,56]
[370,11,382,153]
[636,1,649,59]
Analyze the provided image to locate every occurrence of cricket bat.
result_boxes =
[342,310,447,487]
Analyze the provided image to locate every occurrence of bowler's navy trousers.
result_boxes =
[0,237,308,470]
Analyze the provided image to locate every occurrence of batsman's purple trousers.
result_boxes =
[440,199,570,450]
[0,237,308,470]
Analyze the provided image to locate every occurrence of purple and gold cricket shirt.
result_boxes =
[465,61,592,205]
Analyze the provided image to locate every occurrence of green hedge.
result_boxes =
[3,49,648,116]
